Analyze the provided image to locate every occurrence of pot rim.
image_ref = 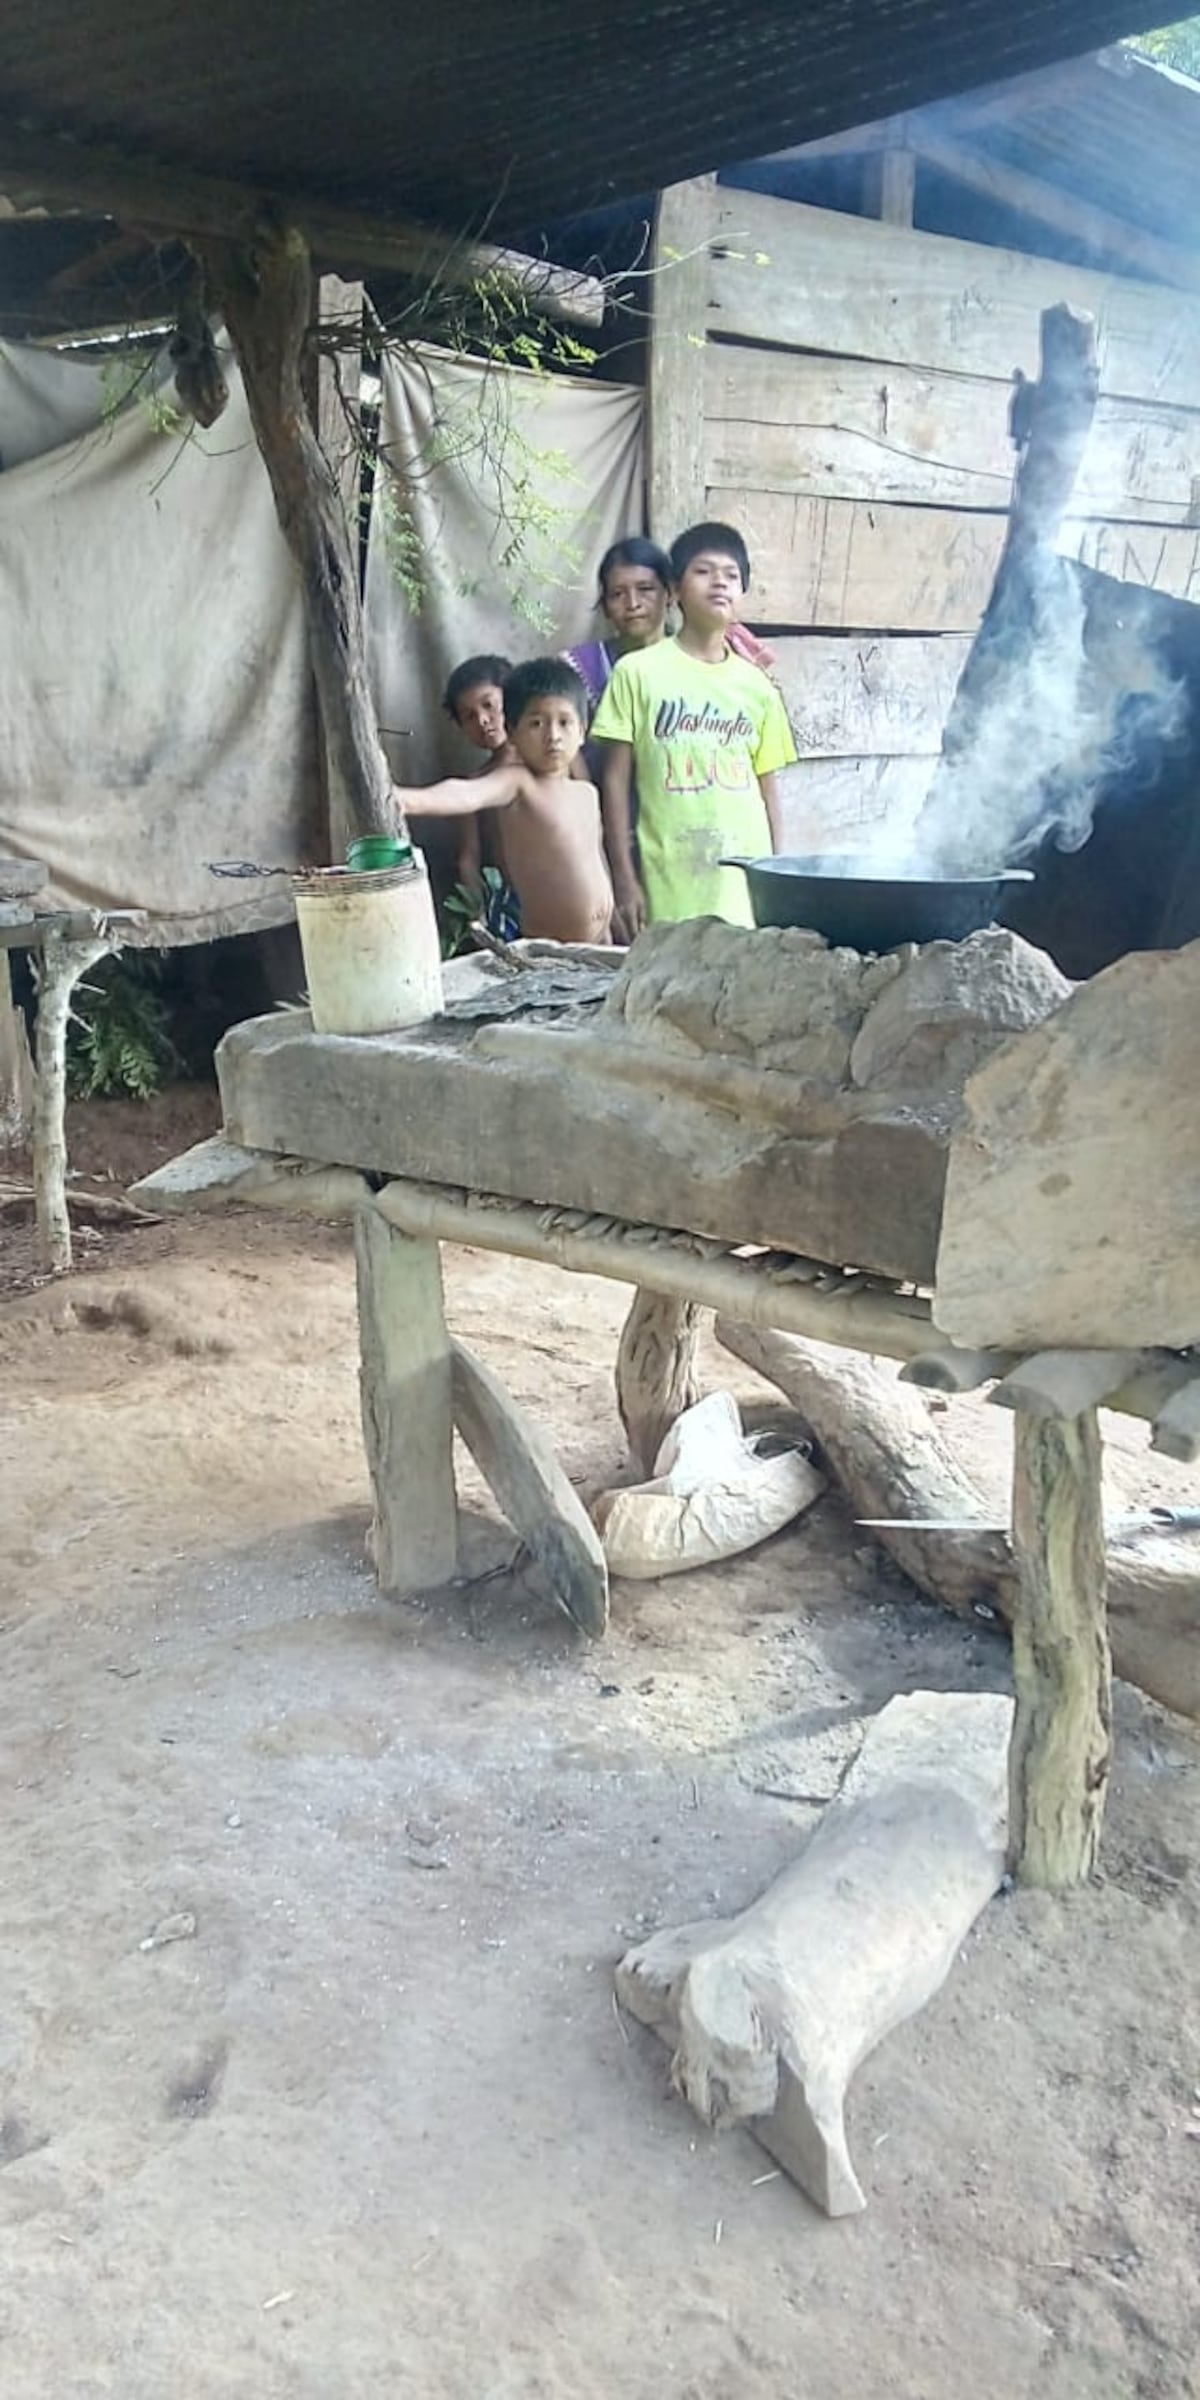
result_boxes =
[722,855,1035,888]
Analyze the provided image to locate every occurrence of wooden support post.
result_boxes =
[32,930,112,1274]
[202,227,395,843]
[353,1208,458,1594]
[863,146,916,226]
[452,1342,608,1638]
[1007,1408,1111,1888]
[0,951,35,1147]
[306,272,365,864]
[615,1289,703,1474]
[647,177,715,547]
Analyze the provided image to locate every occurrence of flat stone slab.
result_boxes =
[935,937,1200,1350]
[0,858,48,899]
[217,922,1068,1287]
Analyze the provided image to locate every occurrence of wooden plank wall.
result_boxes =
[648,179,1200,854]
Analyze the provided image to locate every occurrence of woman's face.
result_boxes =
[602,563,669,649]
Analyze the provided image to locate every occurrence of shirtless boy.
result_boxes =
[397,659,613,944]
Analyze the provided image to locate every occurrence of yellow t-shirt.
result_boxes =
[590,637,797,924]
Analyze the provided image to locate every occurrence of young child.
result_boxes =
[397,659,613,945]
[590,521,796,933]
[442,654,513,759]
[441,653,515,925]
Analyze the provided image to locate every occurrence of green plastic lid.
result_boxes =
[346,833,413,873]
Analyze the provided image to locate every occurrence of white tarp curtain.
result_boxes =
[0,339,320,943]
[364,345,644,790]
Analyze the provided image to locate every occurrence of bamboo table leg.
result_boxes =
[615,1288,703,1475]
[353,1208,458,1594]
[1007,1406,1111,1886]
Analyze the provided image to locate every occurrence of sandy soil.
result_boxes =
[1,1092,1198,2400]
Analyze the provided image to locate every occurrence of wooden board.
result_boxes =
[451,1339,609,1638]
[647,178,714,546]
[716,487,1001,631]
[774,756,934,854]
[770,635,968,758]
[717,488,1200,633]
[1068,520,1200,595]
[707,190,1200,407]
[704,346,1200,526]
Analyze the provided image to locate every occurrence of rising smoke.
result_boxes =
[905,550,1190,879]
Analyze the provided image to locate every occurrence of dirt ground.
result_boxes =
[2,1089,1199,2400]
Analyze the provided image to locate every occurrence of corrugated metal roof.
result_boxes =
[749,44,1200,264]
[958,47,1200,246]
[0,0,1178,244]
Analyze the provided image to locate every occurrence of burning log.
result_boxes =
[715,1319,1200,1730]
[916,303,1101,874]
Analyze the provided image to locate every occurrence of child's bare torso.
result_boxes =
[498,771,613,943]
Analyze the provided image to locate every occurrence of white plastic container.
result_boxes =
[294,859,443,1035]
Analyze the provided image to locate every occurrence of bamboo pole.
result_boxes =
[370,1181,932,1357]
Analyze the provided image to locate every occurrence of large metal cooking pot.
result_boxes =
[722,854,1034,951]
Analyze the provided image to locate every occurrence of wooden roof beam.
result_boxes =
[0,128,605,327]
[910,122,1200,294]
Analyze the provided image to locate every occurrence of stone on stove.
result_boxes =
[848,926,1071,1103]
[935,937,1200,1350]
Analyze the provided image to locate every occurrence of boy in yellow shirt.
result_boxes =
[590,520,796,933]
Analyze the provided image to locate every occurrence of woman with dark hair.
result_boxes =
[564,536,675,710]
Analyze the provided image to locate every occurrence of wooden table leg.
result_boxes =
[33,929,113,1273]
[452,1342,608,1638]
[1007,1406,1111,1887]
[354,1207,458,1594]
[615,1288,703,1475]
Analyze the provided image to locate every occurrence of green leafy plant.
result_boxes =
[1128,18,1200,77]
[440,866,505,958]
[66,951,180,1101]
[323,257,600,631]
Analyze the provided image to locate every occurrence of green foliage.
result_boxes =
[97,347,187,440]
[1128,17,1200,77]
[440,867,504,959]
[66,951,180,1102]
[363,263,598,632]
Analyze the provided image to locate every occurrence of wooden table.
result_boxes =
[136,1029,1200,1898]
